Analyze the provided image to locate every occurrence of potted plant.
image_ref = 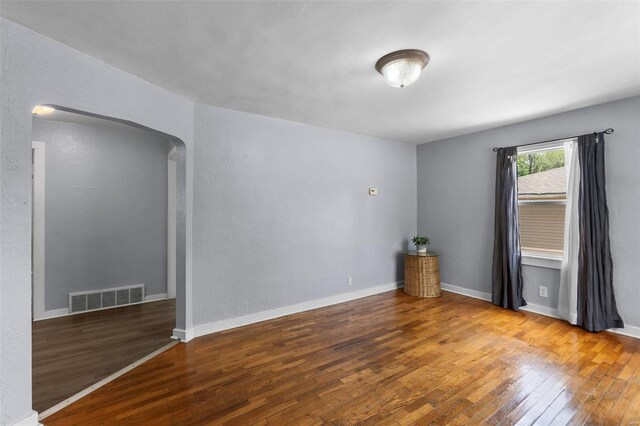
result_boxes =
[411,235,430,253]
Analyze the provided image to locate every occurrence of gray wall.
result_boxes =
[192,104,417,325]
[32,119,171,311]
[1,14,638,426]
[1,18,196,425]
[417,96,640,328]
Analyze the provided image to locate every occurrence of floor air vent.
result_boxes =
[69,284,145,314]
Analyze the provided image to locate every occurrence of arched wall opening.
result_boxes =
[28,104,190,417]
[0,19,195,425]
[33,105,190,336]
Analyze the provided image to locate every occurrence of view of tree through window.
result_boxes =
[517,150,565,177]
[517,147,567,254]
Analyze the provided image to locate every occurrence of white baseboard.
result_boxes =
[172,327,194,342]
[34,308,69,321]
[33,293,170,321]
[11,411,40,426]
[609,324,640,339]
[520,303,562,319]
[441,282,639,340]
[185,281,404,342]
[145,293,169,302]
[441,283,491,302]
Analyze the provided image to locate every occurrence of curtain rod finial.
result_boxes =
[604,128,614,135]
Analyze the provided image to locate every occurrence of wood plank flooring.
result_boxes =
[33,299,175,413]
[43,291,640,425]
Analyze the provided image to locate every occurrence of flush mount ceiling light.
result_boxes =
[375,49,430,88]
[32,105,55,115]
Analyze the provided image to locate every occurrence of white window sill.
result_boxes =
[522,252,562,270]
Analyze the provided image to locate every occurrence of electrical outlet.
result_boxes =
[539,286,548,298]
[348,276,353,286]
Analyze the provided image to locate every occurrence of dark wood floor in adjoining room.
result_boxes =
[44,290,640,425]
[33,299,175,413]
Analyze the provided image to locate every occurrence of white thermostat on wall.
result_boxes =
[369,188,378,196]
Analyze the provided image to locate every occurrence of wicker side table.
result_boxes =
[403,251,442,297]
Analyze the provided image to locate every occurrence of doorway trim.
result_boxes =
[32,141,46,321]
[167,146,177,300]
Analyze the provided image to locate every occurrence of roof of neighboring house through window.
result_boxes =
[518,166,566,195]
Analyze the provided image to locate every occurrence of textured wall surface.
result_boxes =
[0,18,195,425]
[2,14,639,426]
[32,119,171,311]
[522,266,560,309]
[192,104,417,326]
[417,96,640,328]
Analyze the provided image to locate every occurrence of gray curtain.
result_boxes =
[576,133,624,332]
[492,147,526,310]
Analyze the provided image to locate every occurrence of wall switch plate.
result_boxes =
[539,286,548,298]
[368,188,378,196]
[348,276,353,286]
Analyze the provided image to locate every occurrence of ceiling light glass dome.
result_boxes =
[375,49,430,88]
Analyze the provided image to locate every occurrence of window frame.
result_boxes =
[516,139,573,268]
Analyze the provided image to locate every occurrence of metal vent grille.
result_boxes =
[102,291,116,308]
[130,287,143,304]
[87,292,102,310]
[71,294,87,313]
[68,284,145,314]
[116,289,130,306]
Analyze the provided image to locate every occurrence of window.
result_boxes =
[517,141,570,258]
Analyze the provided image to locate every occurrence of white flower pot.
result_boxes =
[416,245,427,253]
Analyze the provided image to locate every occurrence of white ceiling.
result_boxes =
[3,1,639,144]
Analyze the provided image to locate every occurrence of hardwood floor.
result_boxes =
[33,299,175,413]
[44,291,640,425]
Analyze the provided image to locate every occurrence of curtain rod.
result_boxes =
[492,128,614,152]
